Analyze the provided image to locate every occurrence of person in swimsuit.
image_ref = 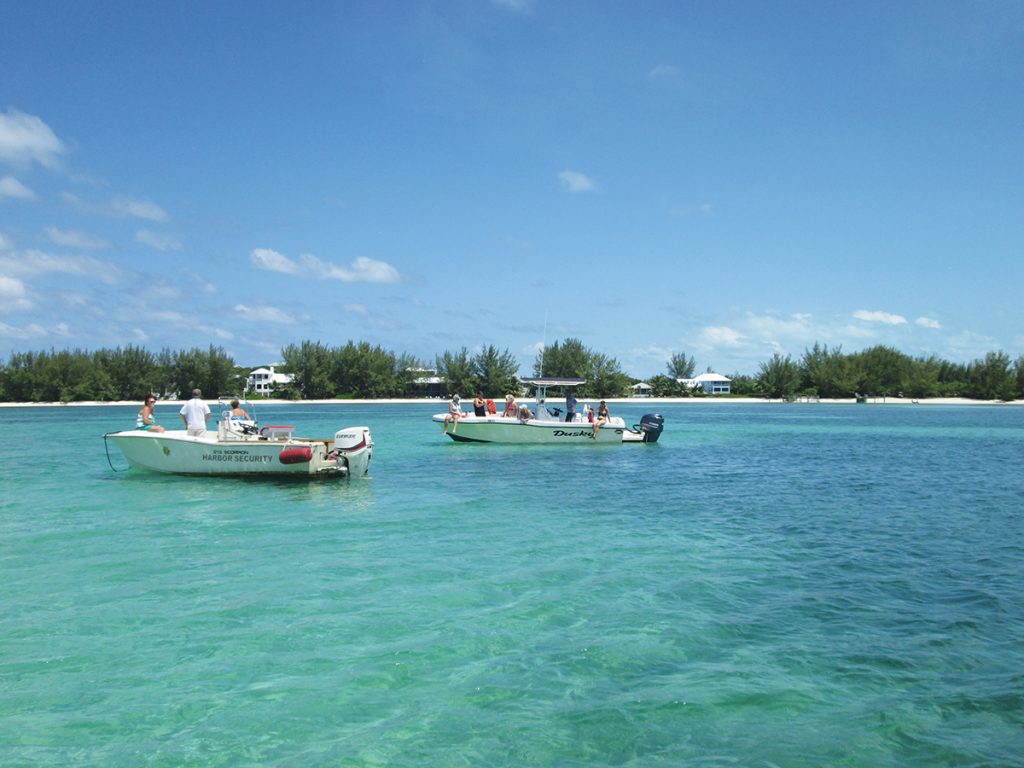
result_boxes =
[136,395,165,432]
[473,391,487,417]
[592,400,610,439]
[502,394,518,418]
[229,399,250,419]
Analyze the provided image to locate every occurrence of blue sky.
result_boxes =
[1,1,1021,377]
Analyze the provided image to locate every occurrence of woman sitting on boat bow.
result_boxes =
[136,395,165,433]
[443,394,462,433]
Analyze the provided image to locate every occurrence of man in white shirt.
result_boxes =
[179,388,211,436]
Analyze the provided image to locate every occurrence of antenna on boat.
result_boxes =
[539,310,548,378]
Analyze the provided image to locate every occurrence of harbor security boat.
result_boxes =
[104,398,373,478]
[432,378,664,445]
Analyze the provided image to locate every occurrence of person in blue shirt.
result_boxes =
[565,392,577,423]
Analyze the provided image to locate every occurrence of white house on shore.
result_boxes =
[679,372,732,395]
[630,382,653,397]
[247,365,294,395]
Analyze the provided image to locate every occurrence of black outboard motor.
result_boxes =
[637,413,665,443]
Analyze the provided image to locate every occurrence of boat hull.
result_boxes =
[105,429,371,477]
[432,415,628,444]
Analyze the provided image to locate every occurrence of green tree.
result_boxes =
[757,353,800,398]
[582,351,630,397]
[666,352,697,380]
[436,347,477,397]
[534,338,588,379]
[852,346,911,397]
[964,351,1015,400]
[904,355,942,399]
[800,343,858,398]
[533,338,628,397]
[98,345,160,400]
[474,345,520,397]
[727,372,759,396]
[2,351,41,401]
[281,341,332,399]
[647,374,686,397]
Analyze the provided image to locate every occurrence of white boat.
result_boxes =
[104,398,373,478]
[432,378,664,444]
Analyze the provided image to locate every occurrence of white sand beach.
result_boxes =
[2,397,1021,408]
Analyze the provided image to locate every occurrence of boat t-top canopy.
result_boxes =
[521,377,586,388]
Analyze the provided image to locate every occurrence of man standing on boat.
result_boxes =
[565,391,577,423]
[180,388,212,436]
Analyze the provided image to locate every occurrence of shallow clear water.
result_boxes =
[1,402,1022,766]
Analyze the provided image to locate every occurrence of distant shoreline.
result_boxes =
[1,396,1020,408]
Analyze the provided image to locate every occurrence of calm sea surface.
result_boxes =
[1,402,1022,767]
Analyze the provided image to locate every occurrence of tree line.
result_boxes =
[1,339,1022,402]
[750,344,1024,401]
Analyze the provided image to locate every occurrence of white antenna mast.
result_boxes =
[539,310,548,378]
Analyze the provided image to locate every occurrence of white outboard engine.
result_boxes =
[637,413,665,443]
[332,426,373,476]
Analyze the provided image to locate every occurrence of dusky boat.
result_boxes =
[432,378,664,445]
[104,398,373,478]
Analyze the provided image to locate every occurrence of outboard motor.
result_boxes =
[637,413,665,443]
[332,426,374,476]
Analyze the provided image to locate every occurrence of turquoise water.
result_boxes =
[1,402,1022,767]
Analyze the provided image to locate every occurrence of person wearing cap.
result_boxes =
[443,393,463,433]
[180,388,212,436]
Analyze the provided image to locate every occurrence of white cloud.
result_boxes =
[63,192,170,222]
[135,229,182,252]
[0,275,33,311]
[0,109,65,169]
[304,254,401,283]
[493,0,530,10]
[0,232,11,252]
[0,248,120,283]
[234,303,296,324]
[743,311,813,338]
[853,309,907,325]
[699,325,745,348]
[183,271,217,294]
[148,310,187,325]
[557,169,598,193]
[670,202,714,218]
[0,320,34,339]
[649,64,680,78]
[0,175,36,200]
[344,303,369,315]
[46,227,108,250]
[112,196,168,222]
[915,316,942,330]
[251,247,401,283]
[132,328,149,342]
[250,247,301,274]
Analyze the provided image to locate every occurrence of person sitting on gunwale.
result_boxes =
[591,400,610,438]
[443,394,462,433]
[136,394,165,433]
